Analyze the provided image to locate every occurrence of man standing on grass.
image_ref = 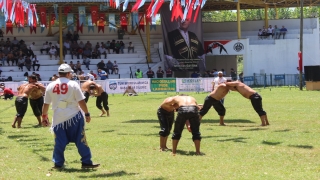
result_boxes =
[226,81,269,126]
[199,84,229,126]
[81,80,110,117]
[28,75,46,126]
[41,64,100,169]
[12,79,39,128]
[170,95,201,155]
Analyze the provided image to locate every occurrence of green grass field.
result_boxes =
[0,88,320,180]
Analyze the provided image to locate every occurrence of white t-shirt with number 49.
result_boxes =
[44,77,85,128]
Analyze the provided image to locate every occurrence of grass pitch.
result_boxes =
[0,87,319,179]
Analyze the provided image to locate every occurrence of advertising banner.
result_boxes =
[176,78,204,92]
[150,78,176,92]
[204,39,246,55]
[106,79,150,94]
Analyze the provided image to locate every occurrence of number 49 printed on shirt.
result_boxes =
[52,83,68,94]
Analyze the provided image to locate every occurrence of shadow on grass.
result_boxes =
[288,145,313,149]
[262,141,282,146]
[101,130,115,133]
[31,149,51,161]
[122,119,158,123]
[202,135,231,139]
[78,170,138,178]
[274,129,291,132]
[217,137,248,143]
[175,149,204,156]
[7,134,36,139]
[201,119,255,124]
[0,146,7,149]
[242,128,267,131]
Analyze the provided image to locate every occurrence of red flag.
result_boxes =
[187,0,195,21]
[131,0,142,12]
[138,13,145,32]
[14,0,23,25]
[153,0,164,16]
[193,0,202,23]
[51,14,56,25]
[31,4,37,28]
[91,6,98,26]
[40,7,47,27]
[7,0,13,21]
[120,13,127,31]
[98,13,105,33]
[6,20,13,34]
[30,26,36,34]
[171,0,183,22]
[146,0,154,18]
[64,6,71,15]
[77,14,83,33]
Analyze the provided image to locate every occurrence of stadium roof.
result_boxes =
[23,0,320,12]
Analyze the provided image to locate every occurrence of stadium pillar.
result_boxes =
[299,0,304,90]
[146,21,152,63]
[236,1,241,39]
[46,11,53,36]
[264,5,269,27]
[275,6,279,19]
[59,6,63,64]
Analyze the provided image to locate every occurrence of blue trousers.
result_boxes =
[52,112,92,166]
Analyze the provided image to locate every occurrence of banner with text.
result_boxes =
[106,79,150,93]
[150,78,176,92]
[204,39,246,55]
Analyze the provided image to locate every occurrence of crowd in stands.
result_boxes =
[258,25,287,39]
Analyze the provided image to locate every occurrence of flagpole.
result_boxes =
[59,6,63,64]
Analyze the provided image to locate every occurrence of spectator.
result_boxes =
[0,53,5,66]
[49,46,57,60]
[71,73,79,80]
[27,47,35,58]
[83,47,92,58]
[98,45,107,59]
[17,56,25,71]
[29,42,36,51]
[95,42,100,50]
[49,74,59,81]
[105,41,111,54]
[63,40,71,53]
[221,68,226,76]
[72,31,79,43]
[123,86,138,96]
[97,60,106,72]
[24,56,32,71]
[11,37,19,49]
[230,68,237,81]
[77,48,83,59]
[239,72,244,83]
[258,29,265,40]
[106,60,113,74]
[110,40,115,53]
[115,41,121,54]
[40,42,50,54]
[0,29,3,37]
[274,25,280,39]
[69,61,77,73]
[191,71,200,78]
[7,51,14,66]
[89,70,98,80]
[76,61,82,74]
[0,64,2,76]
[166,67,172,77]
[0,86,14,100]
[55,41,61,57]
[83,55,90,70]
[32,71,42,81]
[119,41,125,54]
[71,41,80,59]
[113,61,119,74]
[77,71,86,80]
[66,30,73,41]
[91,48,99,59]
[156,66,164,78]
[97,68,108,80]
[135,69,143,78]
[146,67,155,78]
[279,26,287,39]
[85,41,92,50]
[128,42,134,53]
[267,25,273,38]
[78,41,85,49]
[32,55,40,71]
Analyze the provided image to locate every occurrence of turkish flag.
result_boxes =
[120,13,127,31]
[40,7,47,27]
[91,6,98,26]
[14,0,24,26]
[31,4,37,28]
[138,13,144,32]
[193,0,202,23]
[77,14,83,33]
[131,0,142,12]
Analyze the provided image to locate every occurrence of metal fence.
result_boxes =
[243,73,305,87]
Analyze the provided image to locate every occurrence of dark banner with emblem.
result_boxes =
[204,40,245,55]
[150,78,176,92]
[160,5,205,72]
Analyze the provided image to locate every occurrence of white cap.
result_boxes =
[218,71,223,74]
[58,64,73,73]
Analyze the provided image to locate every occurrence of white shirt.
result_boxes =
[213,77,227,89]
[55,43,60,48]
[179,29,190,47]
[98,47,106,54]
[42,44,49,49]
[63,42,70,49]
[49,48,57,55]
[267,27,273,33]
[29,44,35,51]
[44,77,85,128]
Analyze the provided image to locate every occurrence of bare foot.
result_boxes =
[99,112,106,117]
[195,152,204,156]
[12,124,16,128]
[171,153,176,156]
[219,123,226,126]
[17,126,21,128]
[260,124,266,126]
